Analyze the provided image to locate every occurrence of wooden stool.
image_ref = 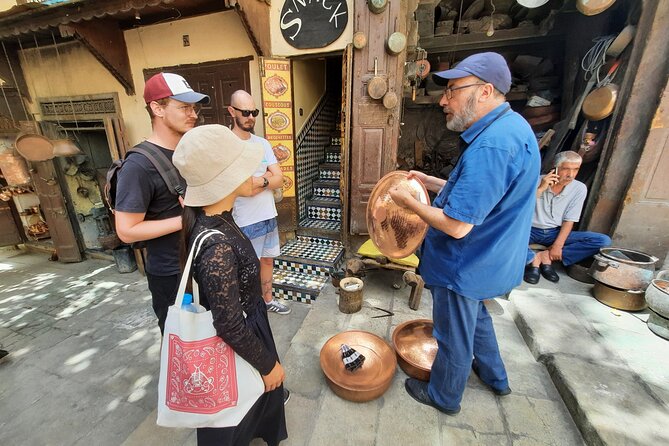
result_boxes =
[346,257,424,310]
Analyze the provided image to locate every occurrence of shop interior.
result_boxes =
[401,0,638,203]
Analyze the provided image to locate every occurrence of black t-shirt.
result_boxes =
[115,142,183,276]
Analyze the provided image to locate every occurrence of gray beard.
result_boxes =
[446,94,478,132]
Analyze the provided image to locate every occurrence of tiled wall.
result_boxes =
[295,96,338,221]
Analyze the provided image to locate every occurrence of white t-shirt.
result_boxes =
[232,134,279,228]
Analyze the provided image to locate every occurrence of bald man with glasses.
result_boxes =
[228,90,291,316]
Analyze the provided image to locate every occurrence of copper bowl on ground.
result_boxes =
[319,330,396,402]
[392,319,437,382]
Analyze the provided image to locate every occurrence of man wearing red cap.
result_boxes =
[115,72,210,333]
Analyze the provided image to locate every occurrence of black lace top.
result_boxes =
[189,210,276,375]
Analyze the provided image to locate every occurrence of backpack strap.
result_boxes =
[129,141,185,197]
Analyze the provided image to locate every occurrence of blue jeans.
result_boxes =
[526,227,611,266]
[428,287,508,410]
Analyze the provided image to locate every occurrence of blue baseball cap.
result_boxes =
[433,52,512,94]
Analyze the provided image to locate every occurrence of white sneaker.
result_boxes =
[266,299,291,315]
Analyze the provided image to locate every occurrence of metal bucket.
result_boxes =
[593,280,646,311]
[589,247,658,291]
[112,246,137,274]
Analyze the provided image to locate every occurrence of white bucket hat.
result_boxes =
[173,125,263,207]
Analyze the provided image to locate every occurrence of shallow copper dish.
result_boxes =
[392,319,437,382]
[366,171,430,259]
[319,330,396,402]
[15,133,55,162]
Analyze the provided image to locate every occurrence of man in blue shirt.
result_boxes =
[390,52,540,415]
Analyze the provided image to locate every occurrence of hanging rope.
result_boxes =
[581,35,617,87]
[33,33,63,134]
[51,30,80,131]
[0,76,15,122]
[1,41,30,121]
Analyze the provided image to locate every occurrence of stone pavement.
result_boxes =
[0,247,584,446]
[509,265,669,446]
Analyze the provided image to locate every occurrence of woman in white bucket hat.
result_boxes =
[173,124,288,445]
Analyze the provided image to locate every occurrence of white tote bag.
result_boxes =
[157,230,265,428]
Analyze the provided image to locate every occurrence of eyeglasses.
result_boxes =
[443,83,487,100]
[172,103,202,115]
[232,106,260,118]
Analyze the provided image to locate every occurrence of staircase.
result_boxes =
[272,120,344,304]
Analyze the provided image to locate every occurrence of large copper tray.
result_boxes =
[392,319,437,382]
[366,171,430,259]
[319,330,396,402]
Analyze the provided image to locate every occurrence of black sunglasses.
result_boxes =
[232,106,260,118]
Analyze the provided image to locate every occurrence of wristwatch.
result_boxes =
[262,177,269,188]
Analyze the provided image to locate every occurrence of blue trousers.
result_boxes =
[428,287,508,410]
[526,227,611,266]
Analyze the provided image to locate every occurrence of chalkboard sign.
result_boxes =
[280,0,349,49]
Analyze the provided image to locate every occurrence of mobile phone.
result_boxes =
[553,167,558,175]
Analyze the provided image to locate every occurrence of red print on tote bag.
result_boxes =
[166,334,238,413]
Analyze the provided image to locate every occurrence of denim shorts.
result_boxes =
[240,218,280,258]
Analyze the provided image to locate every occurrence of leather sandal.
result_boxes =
[523,265,541,284]
[540,264,560,282]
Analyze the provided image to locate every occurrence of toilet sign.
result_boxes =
[280,0,348,49]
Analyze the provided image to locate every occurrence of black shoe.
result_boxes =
[523,265,541,284]
[283,388,291,405]
[0,349,8,362]
[471,361,511,396]
[404,378,460,415]
[540,264,560,283]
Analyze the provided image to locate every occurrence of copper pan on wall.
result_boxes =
[366,171,430,259]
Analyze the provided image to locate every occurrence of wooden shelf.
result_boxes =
[419,26,565,54]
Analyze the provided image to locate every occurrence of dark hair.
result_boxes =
[180,205,203,292]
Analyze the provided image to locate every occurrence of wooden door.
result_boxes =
[29,159,82,262]
[612,79,669,259]
[0,198,22,247]
[144,57,253,127]
[348,0,407,234]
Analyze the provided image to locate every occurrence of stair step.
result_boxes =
[272,269,328,304]
[307,198,341,222]
[313,179,340,198]
[319,162,340,180]
[325,151,341,164]
[274,236,344,277]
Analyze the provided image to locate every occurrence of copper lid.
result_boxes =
[366,171,430,259]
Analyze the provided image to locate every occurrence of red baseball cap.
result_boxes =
[143,72,210,104]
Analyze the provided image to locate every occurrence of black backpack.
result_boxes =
[105,141,185,213]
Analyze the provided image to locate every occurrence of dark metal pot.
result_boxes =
[593,280,646,311]
[589,247,658,291]
[647,309,669,340]
[645,271,669,319]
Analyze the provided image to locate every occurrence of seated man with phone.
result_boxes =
[524,151,611,284]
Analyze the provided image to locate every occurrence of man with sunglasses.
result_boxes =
[389,52,539,415]
[228,90,290,316]
[115,72,209,333]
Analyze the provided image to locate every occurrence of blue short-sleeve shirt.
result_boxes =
[420,103,540,300]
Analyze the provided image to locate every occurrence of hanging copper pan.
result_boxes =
[14,134,55,162]
[582,83,619,121]
[366,171,430,259]
[368,57,387,100]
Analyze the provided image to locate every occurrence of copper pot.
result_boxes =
[589,247,658,291]
[593,280,646,311]
[645,271,669,318]
[392,319,437,382]
[320,330,396,402]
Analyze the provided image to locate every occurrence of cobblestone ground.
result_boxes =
[0,248,582,446]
